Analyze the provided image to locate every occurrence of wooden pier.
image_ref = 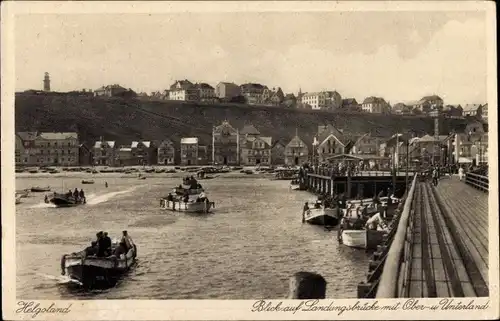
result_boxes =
[358,172,490,298]
[305,169,416,199]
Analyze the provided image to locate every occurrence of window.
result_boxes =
[48,142,51,147]
[62,150,65,155]
[68,150,71,154]
[41,150,44,154]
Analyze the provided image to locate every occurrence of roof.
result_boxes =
[181,137,198,144]
[240,83,267,90]
[131,141,151,148]
[96,84,127,91]
[462,104,482,113]
[158,139,174,147]
[317,124,349,146]
[420,95,443,102]
[170,80,194,90]
[94,141,116,148]
[214,120,237,135]
[363,96,386,104]
[286,135,308,149]
[38,132,78,140]
[272,139,287,148]
[195,83,214,90]
[327,154,389,161]
[342,98,358,106]
[17,131,38,141]
[240,124,261,136]
[260,137,272,146]
[302,91,340,98]
[119,147,132,152]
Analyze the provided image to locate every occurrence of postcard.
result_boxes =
[1,1,498,320]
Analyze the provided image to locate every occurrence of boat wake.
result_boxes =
[86,185,147,205]
[30,202,56,209]
[36,273,83,286]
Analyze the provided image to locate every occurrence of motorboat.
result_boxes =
[16,189,30,198]
[31,186,51,192]
[81,180,95,184]
[49,193,86,207]
[61,242,137,288]
[303,200,340,226]
[160,195,215,213]
[339,229,386,250]
[174,185,204,195]
[15,197,22,205]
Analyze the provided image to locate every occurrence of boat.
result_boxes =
[290,178,307,191]
[49,193,86,207]
[274,169,299,180]
[81,180,95,184]
[303,201,340,226]
[28,169,39,174]
[31,186,51,192]
[160,197,215,213]
[61,242,137,288]
[15,197,22,205]
[339,229,386,250]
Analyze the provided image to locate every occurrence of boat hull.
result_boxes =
[340,229,386,250]
[304,208,339,226]
[63,247,136,288]
[160,199,213,213]
[31,187,51,192]
[49,195,85,207]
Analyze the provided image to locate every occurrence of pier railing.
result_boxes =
[374,173,418,298]
[310,168,416,178]
[465,172,489,192]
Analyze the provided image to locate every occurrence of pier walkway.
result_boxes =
[359,174,489,298]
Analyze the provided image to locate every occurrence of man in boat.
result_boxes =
[66,190,73,198]
[73,188,79,201]
[84,241,98,257]
[121,230,134,251]
[44,195,49,203]
[302,202,309,223]
[79,189,86,203]
[113,241,128,258]
[103,232,112,256]
[96,231,107,257]
[105,181,108,188]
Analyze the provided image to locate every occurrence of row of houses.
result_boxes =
[16,118,488,168]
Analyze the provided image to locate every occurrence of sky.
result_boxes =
[14,11,488,105]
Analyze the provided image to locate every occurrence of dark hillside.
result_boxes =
[15,94,467,147]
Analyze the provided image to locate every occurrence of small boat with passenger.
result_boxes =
[61,231,137,288]
[160,192,215,213]
[48,191,86,207]
[302,200,340,226]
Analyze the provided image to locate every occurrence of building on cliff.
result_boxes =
[284,134,309,166]
[93,140,116,166]
[169,80,199,101]
[94,84,129,97]
[416,95,444,112]
[300,91,342,110]
[215,82,241,101]
[15,131,79,166]
[43,72,51,92]
[362,96,390,114]
[239,124,272,165]
[261,87,285,106]
[341,98,361,112]
[240,83,268,105]
[212,120,240,165]
[194,83,216,102]
[157,139,176,165]
[462,104,484,118]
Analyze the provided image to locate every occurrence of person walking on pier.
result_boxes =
[432,168,439,186]
[458,166,465,181]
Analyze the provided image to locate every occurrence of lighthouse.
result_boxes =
[43,72,51,92]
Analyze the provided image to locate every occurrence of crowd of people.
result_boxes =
[82,230,135,258]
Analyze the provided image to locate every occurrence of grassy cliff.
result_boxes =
[15,93,467,148]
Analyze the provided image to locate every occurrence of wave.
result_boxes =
[86,185,147,205]
[36,273,83,286]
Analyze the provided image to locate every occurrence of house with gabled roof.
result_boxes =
[362,96,390,113]
[315,124,354,163]
[212,120,240,165]
[180,137,199,165]
[93,139,117,166]
[462,104,484,117]
[168,79,199,101]
[271,139,287,165]
[157,139,176,165]
[417,95,444,111]
[131,140,157,165]
[239,124,272,165]
[284,134,309,166]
